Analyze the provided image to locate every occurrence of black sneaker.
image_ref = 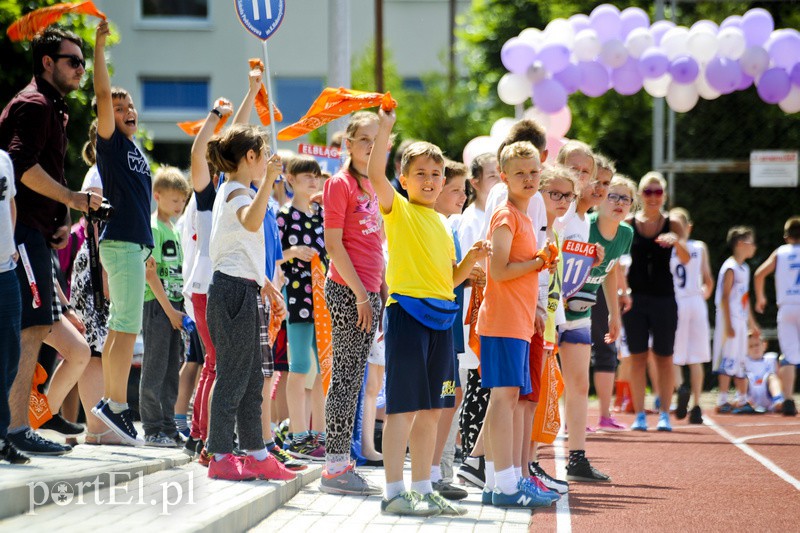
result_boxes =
[432,480,468,500]
[675,385,690,420]
[39,414,85,436]
[566,456,610,482]
[783,399,797,417]
[184,436,203,457]
[7,429,71,456]
[92,403,143,446]
[529,461,569,494]
[689,405,703,424]
[0,439,31,464]
[456,455,485,488]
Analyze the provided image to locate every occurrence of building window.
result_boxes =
[403,78,424,92]
[273,78,325,125]
[141,79,209,112]
[141,0,208,18]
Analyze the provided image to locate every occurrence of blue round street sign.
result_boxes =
[234,0,285,41]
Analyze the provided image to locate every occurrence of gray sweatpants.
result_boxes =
[205,272,264,454]
[140,299,183,436]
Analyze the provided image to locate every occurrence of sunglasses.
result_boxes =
[51,54,86,69]
[642,188,664,197]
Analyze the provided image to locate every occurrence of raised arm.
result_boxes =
[93,20,114,140]
[235,153,282,232]
[754,250,778,313]
[367,109,399,213]
[233,66,263,125]
[191,98,233,192]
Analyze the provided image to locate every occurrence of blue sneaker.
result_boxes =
[656,411,672,432]
[491,479,553,508]
[521,477,561,502]
[92,402,144,446]
[631,411,647,431]
[481,488,493,505]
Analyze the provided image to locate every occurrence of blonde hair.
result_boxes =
[594,152,616,174]
[669,207,692,226]
[638,171,667,194]
[785,216,800,240]
[610,174,638,204]
[153,166,192,198]
[206,124,269,174]
[499,141,539,172]
[539,164,577,191]
[400,141,445,176]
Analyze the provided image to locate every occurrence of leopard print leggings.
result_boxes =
[323,278,381,456]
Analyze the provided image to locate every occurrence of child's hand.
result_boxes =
[290,245,316,262]
[656,232,679,248]
[95,20,110,47]
[755,295,767,314]
[468,240,492,261]
[593,242,605,266]
[534,313,545,335]
[378,107,396,128]
[213,97,234,118]
[469,265,486,287]
[265,153,282,184]
[168,309,187,330]
[248,67,263,93]
[310,191,324,206]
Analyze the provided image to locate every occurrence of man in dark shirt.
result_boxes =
[0,27,102,457]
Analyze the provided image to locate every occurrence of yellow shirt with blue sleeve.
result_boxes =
[381,190,456,305]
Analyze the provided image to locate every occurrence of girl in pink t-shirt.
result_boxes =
[320,112,386,495]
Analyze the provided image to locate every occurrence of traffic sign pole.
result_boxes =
[262,40,278,155]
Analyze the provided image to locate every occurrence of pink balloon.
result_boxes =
[548,106,573,138]
[545,136,568,163]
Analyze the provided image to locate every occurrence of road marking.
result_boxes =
[704,415,800,491]
[735,431,800,443]
[553,423,571,533]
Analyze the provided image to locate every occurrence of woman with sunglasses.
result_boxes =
[621,172,690,432]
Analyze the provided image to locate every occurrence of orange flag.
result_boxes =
[29,363,52,429]
[466,285,483,360]
[278,87,398,141]
[311,254,333,395]
[248,58,283,126]
[176,115,229,136]
[7,1,106,42]
[532,353,565,444]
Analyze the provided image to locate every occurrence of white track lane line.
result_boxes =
[553,411,571,533]
[704,415,800,490]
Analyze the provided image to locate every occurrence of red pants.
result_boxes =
[520,331,544,402]
[190,292,216,441]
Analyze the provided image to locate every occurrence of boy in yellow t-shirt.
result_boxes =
[367,109,490,517]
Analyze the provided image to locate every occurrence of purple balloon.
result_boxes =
[501,38,537,74]
[767,30,800,70]
[669,56,700,84]
[720,15,742,30]
[742,8,774,47]
[791,64,800,87]
[650,20,676,45]
[554,63,582,94]
[638,47,670,78]
[538,42,571,73]
[533,79,568,113]
[590,4,622,42]
[578,61,611,97]
[570,13,592,33]
[620,7,649,38]
[757,67,791,104]
[705,57,743,94]
[737,73,754,90]
[612,58,643,95]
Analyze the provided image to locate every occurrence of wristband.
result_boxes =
[210,108,223,118]
[617,288,632,296]
[355,298,370,305]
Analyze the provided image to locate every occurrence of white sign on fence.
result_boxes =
[750,151,798,188]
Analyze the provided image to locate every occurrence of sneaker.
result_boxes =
[491,479,553,508]
[585,425,597,434]
[716,402,733,414]
[170,432,188,446]
[208,454,256,481]
[7,429,71,456]
[657,412,672,431]
[689,405,703,424]
[456,455,485,488]
[92,402,143,446]
[268,444,308,471]
[432,480,468,501]
[184,436,203,457]
[198,447,211,467]
[241,454,297,481]
[529,461,569,494]
[319,464,382,496]
[675,385,690,420]
[145,432,178,448]
[39,413,85,436]
[481,488,493,505]
[732,402,756,415]
[286,434,325,461]
[0,439,31,464]
[631,411,647,432]
[273,419,290,448]
[598,415,628,432]
[422,491,468,515]
[521,477,561,502]
[782,399,797,417]
[381,490,440,516]
[566,456,610,482]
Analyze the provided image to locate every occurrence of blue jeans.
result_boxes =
[0,269,22,440]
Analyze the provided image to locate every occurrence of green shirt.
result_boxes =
[144,215,184,303]
[564,212,633,322]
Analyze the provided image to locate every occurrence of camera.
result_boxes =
[88,198,114,221]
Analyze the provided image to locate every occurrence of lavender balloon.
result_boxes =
[554,63,582,94]
[538,42,572,73]
[590,4,622,42]
[638,47,670,79]
[669,56,700,84]
[570,13,592,34]
[791,64,800,87]
[766,30,800,70]
[533,79,568,113]
[650,20,676,45]
[578,61,611,97]
[757,67,791,104]
[620,7,649,38]
[705,57,742,94]
[737,73,754,91]
[742,8,774,47]
[501,37,537,74]
[612,58,644,95]
[720,15,743,30]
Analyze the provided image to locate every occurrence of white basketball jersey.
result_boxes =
[714,257,750,321]
[775,244,800,307]
[671,240,705,299]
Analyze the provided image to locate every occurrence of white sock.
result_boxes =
[385,480,406,500]
[410,479,433,495]
[430,465,442,483]
[214,453,228,462]
[107,400,128,414]
[496,467,518,495]
[718,392,728,405]
[325,453,350,475]
[248,448,268,461]
[485,461,496,491]
[513,466,522,480]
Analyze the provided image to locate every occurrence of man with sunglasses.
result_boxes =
[0,27,102,458]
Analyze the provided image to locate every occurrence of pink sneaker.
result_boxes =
[598,416,628,432]
[208,453,256,481]
[585,425,597,434]
[242,454,297,481]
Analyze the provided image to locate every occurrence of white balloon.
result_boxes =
[687,28,719,63]
[544,18,575,47]
[497,73,531,105]
[739,46,770,77]
[490,117,518,140]
[643,73,672,97]
[778,84,800,113]
[696,67,722,100]
[600,39,628,68]
[666,81,699,112]
[519,28,545,50]
[625,27,653,58]
[463,136,501,168]
[661,26,690,60]
[574,29,601,61]
[717,27,747,60]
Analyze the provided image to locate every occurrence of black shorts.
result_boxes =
[621,294,678,357]
[14,223,55,329]
[185,327,205,364]
[591,288,618,372]
[272,321,289,372]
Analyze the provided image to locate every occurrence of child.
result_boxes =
[742,332,785,413]
[754,216,800,416]
[140,167,191,447]
[276,154,327,460]
[669,208,714,424]
[368,109,489,516]
[712,226,760,413]
[91,21,153,445]
[204,124,294,482]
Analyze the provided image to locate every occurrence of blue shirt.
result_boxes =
[451,227,465,354]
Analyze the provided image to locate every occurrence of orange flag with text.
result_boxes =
[531,353,564,444]
[7,1,105,42]
[466,285,483,361]
[311,254,333,395]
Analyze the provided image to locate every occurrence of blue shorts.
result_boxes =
[479,336,532,395]
[559,326,592,345]
[384,303,456,415]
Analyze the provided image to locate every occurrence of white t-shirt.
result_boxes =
[210,181,266,285]
[671,239,705,299]
[714,257,750,323]
[81,165,103,192]
[775,244,800,307]
[0,151,17,272]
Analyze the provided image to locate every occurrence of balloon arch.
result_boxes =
[465,4,800,165]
